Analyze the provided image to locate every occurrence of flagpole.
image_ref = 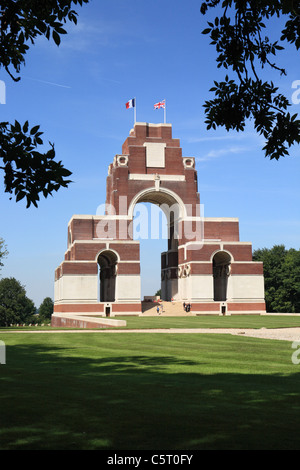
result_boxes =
[164,99,166,123]
[134,97,136,124]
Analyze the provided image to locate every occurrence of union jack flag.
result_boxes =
[154,100,165,109]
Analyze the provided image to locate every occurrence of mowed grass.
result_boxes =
[2,314,300,331]
[115,314,300,330]
[1,326,300,450]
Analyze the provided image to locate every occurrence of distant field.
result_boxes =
[1,324,300,450]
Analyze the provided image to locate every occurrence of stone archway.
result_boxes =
[97,250,118,302]
[213,251,231,301]
[129,188,183,301]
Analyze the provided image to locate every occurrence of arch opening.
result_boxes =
[132,195,180,302]
[213,251,231,301]
[97,250,118,302]
[128,187,186,223]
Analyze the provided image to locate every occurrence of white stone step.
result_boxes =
[141,301,194,316]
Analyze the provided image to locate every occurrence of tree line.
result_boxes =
[253,245,300,313]
[0,238,54,326]
[0,276,54,326]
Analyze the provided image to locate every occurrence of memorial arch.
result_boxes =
[53,122,266,320]
[129,187,184,301]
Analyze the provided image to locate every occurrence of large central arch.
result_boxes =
[128,187,187,221]
[129,188,184,301]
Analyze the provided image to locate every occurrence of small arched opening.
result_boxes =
[213,251,231,301]
[97,250,118,302]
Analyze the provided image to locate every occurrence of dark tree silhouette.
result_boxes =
[0,0,89,207]
[200,0,300,160]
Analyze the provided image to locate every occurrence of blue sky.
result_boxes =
[0,0,299,307]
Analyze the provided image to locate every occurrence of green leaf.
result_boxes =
[55,27,67,35]
[23,121,29,133]
[52,30,61,46]
[14,120,21,132]
[16,191,26,202]
[30,125,40,135]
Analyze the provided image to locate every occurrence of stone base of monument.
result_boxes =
[51,313,126,329]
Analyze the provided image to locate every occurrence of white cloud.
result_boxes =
[33,17,128,53]
[23,76,71,88]
[61,20,116,51]
[196,145,251,162]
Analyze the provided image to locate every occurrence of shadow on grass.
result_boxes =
[1,339,300,450]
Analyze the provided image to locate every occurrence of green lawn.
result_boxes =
[115,314,300,330]
[2,314,300,331]
[1,326,300,450]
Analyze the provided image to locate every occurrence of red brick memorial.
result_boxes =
[52,122,265,325]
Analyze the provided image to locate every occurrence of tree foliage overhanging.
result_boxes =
[200,0,300,160]
[253,245,300,313]
[0,0,89,207]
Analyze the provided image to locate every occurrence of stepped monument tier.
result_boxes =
[52,122,266,324]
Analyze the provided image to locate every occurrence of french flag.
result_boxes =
[125,98,135,109]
